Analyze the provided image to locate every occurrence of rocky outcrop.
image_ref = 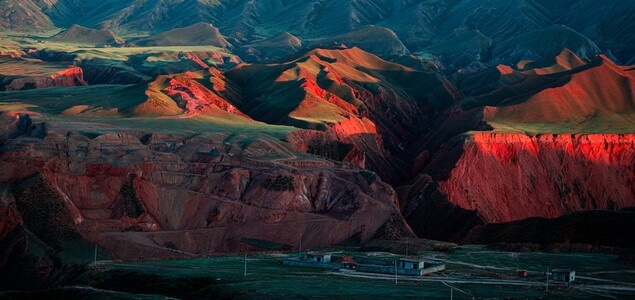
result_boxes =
[0,187,20,247]
[439,133,633,221]
[4,67,87,91]
[160,73,249,118]
[401,132,635,240]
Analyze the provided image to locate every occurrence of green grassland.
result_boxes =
[75,248,635,299]
[0,84,295,139]
[35,114,296,141]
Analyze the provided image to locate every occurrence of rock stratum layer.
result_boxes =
[0,113,410,262]
[446,133,633,221]
[400,133,635,240]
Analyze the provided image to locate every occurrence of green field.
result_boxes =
[68,247,635,299]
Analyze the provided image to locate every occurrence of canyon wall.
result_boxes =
[3,67,87,91]
[0,113,411,261]
[403,132,635,240]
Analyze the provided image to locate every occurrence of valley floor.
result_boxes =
[7,246,632,299]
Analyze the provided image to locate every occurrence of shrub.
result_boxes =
[262,175,295,191]
[11,175,81,250]
[121,174,145,218]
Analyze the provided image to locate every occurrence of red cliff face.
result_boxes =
[438,133,635,223]
[0,119,411,260]
[161,75,249,118]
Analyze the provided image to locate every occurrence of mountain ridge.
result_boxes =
[2,0,635,65]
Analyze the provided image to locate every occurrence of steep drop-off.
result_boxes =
[441,133,634,223]
[1,66,87,91]
[401,133,635,240]
[0,114,412,261]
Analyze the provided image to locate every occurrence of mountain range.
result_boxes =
[0,0,634,290]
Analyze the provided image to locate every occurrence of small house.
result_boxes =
[518,270,528,278]
[549,270,575,283]
[307,252,332,263]
[398,258,425,270]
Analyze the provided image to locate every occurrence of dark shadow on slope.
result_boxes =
[465,208,635,249]
[398,172,484,242]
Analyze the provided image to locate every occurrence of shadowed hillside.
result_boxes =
[2,0,635,65]
[52,25,124,46]
[131,23,232,48]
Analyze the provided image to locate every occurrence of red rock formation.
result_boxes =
[162,75,249,118]
[5,67,87,90]
[438,133,635,223]
[0,120,412,260]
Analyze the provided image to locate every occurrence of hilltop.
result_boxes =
[51,25,124,46]
[131,23,232,48]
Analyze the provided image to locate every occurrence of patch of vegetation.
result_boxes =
[121,174,145,218]
[163,241,178,250]
[339,190,361,209]
[262,175,295,191]
[21,82,37,90]
[11,175,81,250]
[307,137,352,161]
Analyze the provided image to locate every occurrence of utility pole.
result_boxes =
[394,261,398,284]
[442,281,470,299]
[244,254,247,276]
[94,244,97,266]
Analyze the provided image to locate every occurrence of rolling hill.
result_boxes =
[239,32,304,62]
[130,22,232,48]
[51,24,124,46]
